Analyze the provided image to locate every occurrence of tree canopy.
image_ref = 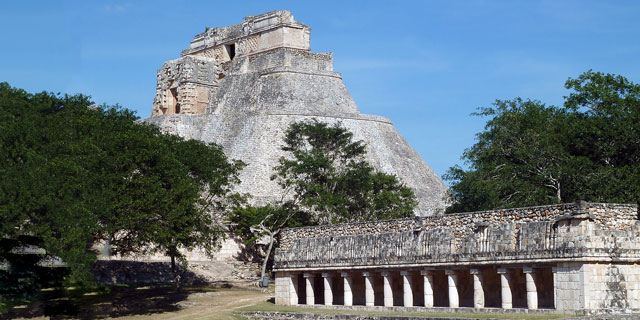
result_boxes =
[230,120,417,281]
[444,71,640,212]
[273,120,417,224]
[0,83,244,292]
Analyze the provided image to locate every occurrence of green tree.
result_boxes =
[444,99,570,212]
[230,120,417,282]
[229,203,310,282]
[273,119,417,224]
[444,71,640,212]
[0,82,244,296]
[562,70,640,203]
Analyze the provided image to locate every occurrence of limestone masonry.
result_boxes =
[145,10,447,215]
[141,11,640,315]
[274,202,640,314]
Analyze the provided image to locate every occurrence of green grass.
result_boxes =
[236,302,579,319]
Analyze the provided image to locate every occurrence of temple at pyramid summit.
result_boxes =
[145,10,448,215]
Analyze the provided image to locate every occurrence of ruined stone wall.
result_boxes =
[279,203,638,250]
[275,203,640,313]
[96,236,244,263]
[276,225,640,270]
[275,203,640,270]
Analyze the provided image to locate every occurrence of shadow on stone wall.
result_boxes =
[92,260,210,286]
[234,242,267,263]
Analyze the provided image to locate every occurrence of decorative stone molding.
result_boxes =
[276,202,640,270]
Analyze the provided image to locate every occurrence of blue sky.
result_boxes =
[2,1,639,182]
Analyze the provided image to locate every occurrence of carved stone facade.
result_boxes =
[146,11,448,215]
[152,56,219,115]
[151,10,311,117]
[274,202,640,314]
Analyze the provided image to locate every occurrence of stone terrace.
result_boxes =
[273,202,640,313]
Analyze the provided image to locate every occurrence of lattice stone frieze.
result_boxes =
[242,35,259,54]
[213,47,224,62]
[196,47,217,59]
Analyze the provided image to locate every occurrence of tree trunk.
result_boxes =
[170,254,181,290]
[170,255,176,275]
[261,233,275,284]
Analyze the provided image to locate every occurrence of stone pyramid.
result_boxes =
[145,10,447,215]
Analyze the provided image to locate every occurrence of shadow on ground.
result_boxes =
[2,261,238,319]
[2,283,236,319]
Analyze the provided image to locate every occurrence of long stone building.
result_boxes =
[145,10,447,216]
[274,202,640,314]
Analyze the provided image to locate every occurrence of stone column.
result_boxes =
[381,271,393,307]
[421,270,434,307]
[497,268,512,309]
[363,271,375,306]
[470,269,484,308]
[341,272,353,306]
[304,273,316,305]
[401,271,413,307]
[445,270,459,308]
[289,272,299,305]
[523,267,538,310]
[322,272,333,306]
[551,266,558,310]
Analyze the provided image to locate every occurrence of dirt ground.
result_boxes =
[109,286,271,320]
[4,282,271,320]
[3,281,584,320]
[4,286,589,320]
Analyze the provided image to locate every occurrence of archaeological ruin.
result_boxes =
[273,202,640,314]
[145,10,447,216]
[142,11,640,314]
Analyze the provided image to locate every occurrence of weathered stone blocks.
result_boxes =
[275,203,640,313]
[146,10,448,215]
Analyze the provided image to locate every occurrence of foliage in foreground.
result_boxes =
[445,71,640,212]
[0,82,244,299]
[230,120,417,279]
[275,120,417,224]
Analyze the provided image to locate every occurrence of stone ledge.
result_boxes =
[275,304,581,315]
[259,67,342,79]
[275,249,640,270]
[243,309,640,319]
[242,311,496,319]
[265,113,392,125]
